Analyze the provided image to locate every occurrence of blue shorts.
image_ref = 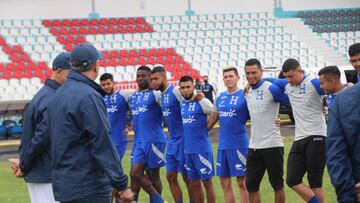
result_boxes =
[131,142,166,169]
[115,142,128,161]
[216,149,248,178]
[166,143,186,174]
[185,152,214,181]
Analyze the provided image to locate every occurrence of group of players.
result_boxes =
[99,59,332,203]
[11,42,360,203]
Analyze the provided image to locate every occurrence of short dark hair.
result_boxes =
[318,66,341,80]
[151,66,166,74]
[223,67,239,76]
[348,43,360,57]
[245,58,262,68]
[99,73,113,81]
[282,58,300,73]
[179,75,194,83]
[137,65,151,72]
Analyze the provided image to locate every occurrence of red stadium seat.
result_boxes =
[0,37,6,45]
[127,18,136,25]
[88,26,97,34]
[59,27,68,35]
[98,26,107,34]
[139,49,150,57]
[136,17,146,24]
[43,19,51,27]
[110,50,120,58]
[69,27,79,35]
[79,27,88,34]
[80,19,90,26]
[61,19,71,26]
[118,18,126,25]
[109,18,118,25]
[50,28,60,35]
[90,19,99,25]
[52,19,61,26]
[71,19,81,26]
[117,25,126,33]
[100,18,109,25]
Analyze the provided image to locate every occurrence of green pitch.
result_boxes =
[0,137,336,202]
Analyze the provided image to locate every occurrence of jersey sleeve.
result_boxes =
[154,90,162,105]
[172,86,184,103]
[199,98,213,115]
[268,84,290,106]
[212,93,220,113]
[120,89,136,102]
[311,78,325,95]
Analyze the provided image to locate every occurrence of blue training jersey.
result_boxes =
[104,90,133,144]
[160,85,184,145]
[129,89,166,143]
[181,98,213,154]
[213,89,250,150]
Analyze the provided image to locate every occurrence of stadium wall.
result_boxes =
[0,0,358,19]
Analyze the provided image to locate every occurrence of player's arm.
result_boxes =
[269,84,290,106]
[80,94,128,192]
[120,90,136,133]
[310,78,325,95]
[174,86,204,102]
[207,94,219,130]
[20,105,51,174]
[326,96,356,202]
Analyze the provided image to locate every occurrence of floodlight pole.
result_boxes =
[89,0,100,18]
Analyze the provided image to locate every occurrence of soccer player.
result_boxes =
[179,75,216,203]
[100,73,134,203]
[150,66,195,203]
[274,58,326,203]
[243,59,290,203]
[46,44,133,203]
[207,67,250,203]
[129,65,165,203]
[201,75,216,103]
[10,52,71,203]
[317,66,346,109]
[326,70,360,203]
[348,43,360,83]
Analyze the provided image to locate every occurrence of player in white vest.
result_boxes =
[273,59,326,203]
[244,59,290,203]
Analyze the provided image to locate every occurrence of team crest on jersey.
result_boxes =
[162,94,170,104]
[299,83,306,94]
[218,99,226,107]
[256,90,264,100]
[182,115,196,124]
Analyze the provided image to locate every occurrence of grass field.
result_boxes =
[0,136,336,203]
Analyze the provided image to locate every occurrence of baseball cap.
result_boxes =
[71,43,104,67]
[52,52,71,70]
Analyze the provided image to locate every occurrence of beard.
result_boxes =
[183,93,194,100]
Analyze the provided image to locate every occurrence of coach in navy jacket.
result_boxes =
[19,53,71,181]
[46,44,129,203]
[326,83,360,203]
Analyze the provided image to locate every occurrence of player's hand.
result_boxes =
[243,83,250,96]
[124,127,129,136]
[322,106,328,116]
[194,92,205,101]
[355,183,360,202]
[275,118,281,127]
[9,159,24,178]
[118,188,134,202]
[346,82,354,87]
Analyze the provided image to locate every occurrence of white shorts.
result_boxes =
[27,183,58,203]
